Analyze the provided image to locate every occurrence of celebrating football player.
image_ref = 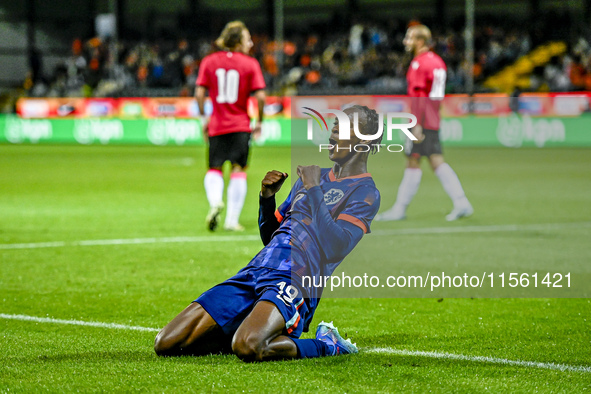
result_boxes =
[155,105,382,361]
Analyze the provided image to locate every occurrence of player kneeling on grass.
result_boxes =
[155,105,381,361]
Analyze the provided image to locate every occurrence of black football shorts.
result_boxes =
[404,129,443,158]
[208,131,251,168]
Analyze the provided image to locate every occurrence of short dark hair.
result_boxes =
[349,105,384,154]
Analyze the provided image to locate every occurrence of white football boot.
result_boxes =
[445,202,474,221]
[374,205,407,221]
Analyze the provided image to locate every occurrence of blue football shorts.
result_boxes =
[195,266,312,339]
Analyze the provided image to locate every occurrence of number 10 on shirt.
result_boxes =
[215,68,240,104]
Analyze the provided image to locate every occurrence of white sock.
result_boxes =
[204,169,224,208]
[435,163,469,207]
[225,172,247,227]
[392,168,422,211]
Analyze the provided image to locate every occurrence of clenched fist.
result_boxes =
[297,165,321,190]
[261,170,288,199]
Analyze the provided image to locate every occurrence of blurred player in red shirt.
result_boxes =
[377,24,473,221]
[196,21,266,231]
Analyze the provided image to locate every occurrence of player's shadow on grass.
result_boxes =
[19,351,154,363]
[18,351,238,364]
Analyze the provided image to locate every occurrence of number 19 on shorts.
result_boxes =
[276,281,298,306]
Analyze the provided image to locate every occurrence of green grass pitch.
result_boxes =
[1,144,590,392]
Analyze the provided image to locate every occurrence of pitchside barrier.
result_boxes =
[3,94,591,147]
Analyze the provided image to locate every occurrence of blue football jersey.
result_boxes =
[249,168,380,293]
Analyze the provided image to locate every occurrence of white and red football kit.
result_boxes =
[196,51,266,136]
[407,51,447,130]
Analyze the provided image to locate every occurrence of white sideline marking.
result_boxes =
[0,313,589,373]
[0,222,591,250]
[0,235,259,250]
[0,313,159,332]
[366,347,591,373]
[1,221,590,250]
[372,221,591,236]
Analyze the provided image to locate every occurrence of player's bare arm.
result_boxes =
[195,85,210,139]
[252,89,266,138]
[195,86,208,120]
[412,124,425,143]
[261,170,288,198]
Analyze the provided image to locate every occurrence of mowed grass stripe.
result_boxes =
[2,313,589,373]
[1,221,590,250]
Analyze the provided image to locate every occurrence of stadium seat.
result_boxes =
[484,41,567,93]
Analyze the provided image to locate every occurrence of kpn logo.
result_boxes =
[302,107,418,153]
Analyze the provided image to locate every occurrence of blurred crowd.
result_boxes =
[556,37,591,92]
[22,21,590,98]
